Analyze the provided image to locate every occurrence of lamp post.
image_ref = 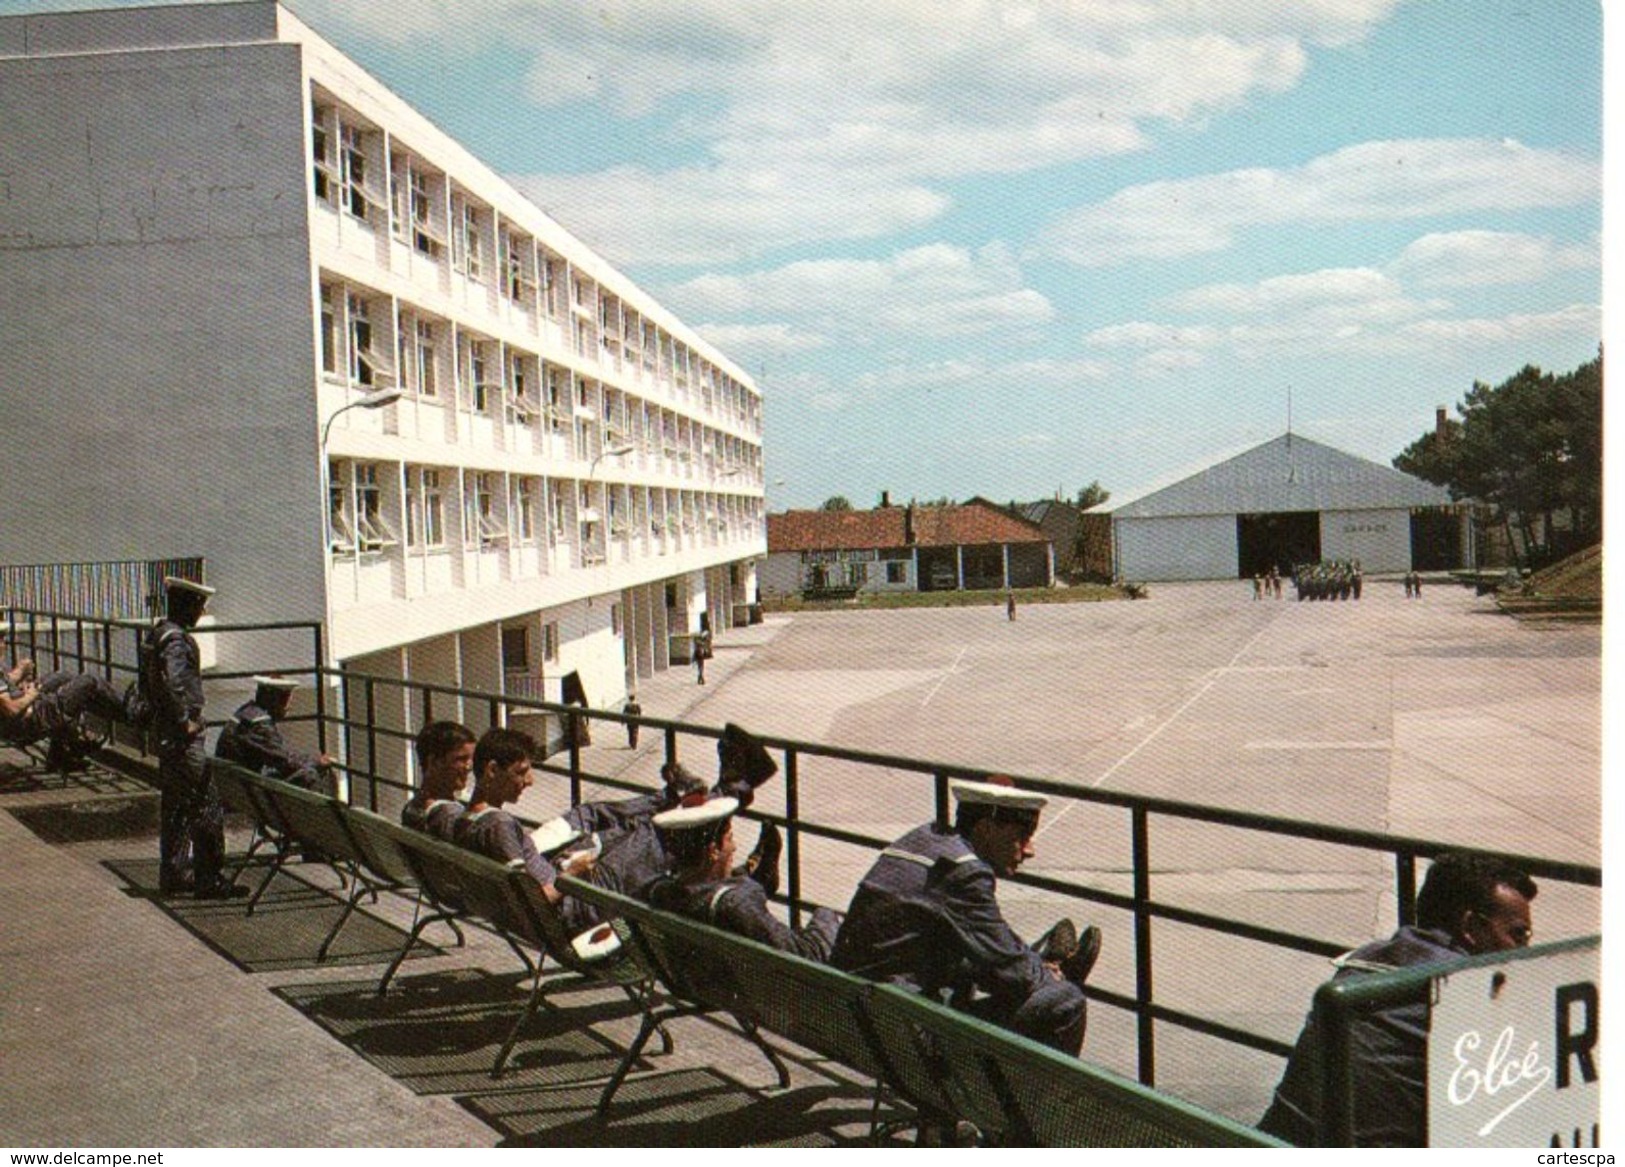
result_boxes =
[589,440,637,481]
[316,384,400,800]
[584,441,636,565]
[322,386,402,451]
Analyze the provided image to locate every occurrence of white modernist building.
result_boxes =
[1094,433,1470,581]
[0,2,765,749]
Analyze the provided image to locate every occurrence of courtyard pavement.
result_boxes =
[0,575,1602,1146]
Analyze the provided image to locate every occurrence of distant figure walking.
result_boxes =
[1006,591,1017,620]
[694,632,711,685]
[1412,572,1422,599]
[1252,575,1263,601]
[1403,572,1414,599]
[624,694,642,749]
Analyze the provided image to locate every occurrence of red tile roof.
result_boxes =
[768,499,1046,552]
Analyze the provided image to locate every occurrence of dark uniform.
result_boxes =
[830,822,1086,1054]
[147,618,226,895]
[651,874,840,961]
[400,796,466,842]
[1258,925,1461,1146]
[454,801,673,936]
[1,669,125,748]
[215,700,328,791]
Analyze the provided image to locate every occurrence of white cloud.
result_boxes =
[1394,303,1600,345]
[1037,139,1599,265]
[850,355,1112,396]
[287,0,1412,262]
[668,243,1052,343]
[1389,230,1599,288]
[1135,348,1206,376]
[1085,321,1221,349]
[693,321,830,358]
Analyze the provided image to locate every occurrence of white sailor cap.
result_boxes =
[652,794,740,832]
[163,576,216,597]
[252,675,300,691]
[951,777,1048,813]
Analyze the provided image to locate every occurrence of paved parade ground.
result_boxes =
[564,575,1602,1118]
[2,576,1602,1143]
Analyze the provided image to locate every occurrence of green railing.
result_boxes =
[4,606,1602,1096]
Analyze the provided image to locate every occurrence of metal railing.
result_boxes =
[314,665,1602,1091]
[0,557,205,621]
[3,607,1602,1094]
[3,607,326,753]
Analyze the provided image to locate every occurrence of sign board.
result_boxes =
[1428,943,1600,1147]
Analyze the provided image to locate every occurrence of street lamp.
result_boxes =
[321,386,402,451]
[315,383,400,799]
[589,440,637,480]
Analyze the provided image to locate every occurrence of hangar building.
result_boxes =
[1085,433,1471,582]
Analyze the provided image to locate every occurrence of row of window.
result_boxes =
[310,90,760,435]
[328,460,762,559]
[320,280,763,480]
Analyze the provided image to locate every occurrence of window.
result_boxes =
[353,464,397,551]
[545,367,569,432]
[455,200,483,281]
[467,343,499,414]
[421,470,444,547]
[319,284,337,375]
[515,479,537,541]
[541,621,559,664]
[347,294,390,387]
[466,472,506,545]
[502,231,532,302]
[887,561,907,584]
[413,320,437,397]
[501,626,530,672]
[328,463,355,553]
[508,352,537,422]
[549,482,567,543]
[339,123,377,221]
[311,105,336,203]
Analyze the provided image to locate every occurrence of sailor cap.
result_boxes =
[652,794,740,833]
[163,576,216,597]
[951,777,1047,813]
[252,675,300,691]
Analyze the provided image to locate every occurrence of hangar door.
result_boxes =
[1236,511,1320,578]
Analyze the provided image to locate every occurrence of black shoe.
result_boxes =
[1036,918,1078,964]
[158,876,195,898]
[733,823,782,898]
[1060,925,1102,986]
[193,879,250,900]
[661,762,707,804]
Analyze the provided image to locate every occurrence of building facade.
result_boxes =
[0,3,765,752]
[1091,433,1471,581]
[763,499,1053,596]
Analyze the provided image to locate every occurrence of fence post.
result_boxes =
[313,625,328,755]
[785,747,801,928]
[568,712,582,806]
[1132,805,1156,1087]
[933,770,951,828]
[365,677,379,813]
[1395,851,1418,929]
[1314,981,1355,1146]
[101,622,113,683]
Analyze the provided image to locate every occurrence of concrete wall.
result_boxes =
[760,552,803,597]
[0,45,325,653]
[1319,508,1414,573]
[1114,514,1236,581]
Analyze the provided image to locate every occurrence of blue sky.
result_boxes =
[6,0,1604,511]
